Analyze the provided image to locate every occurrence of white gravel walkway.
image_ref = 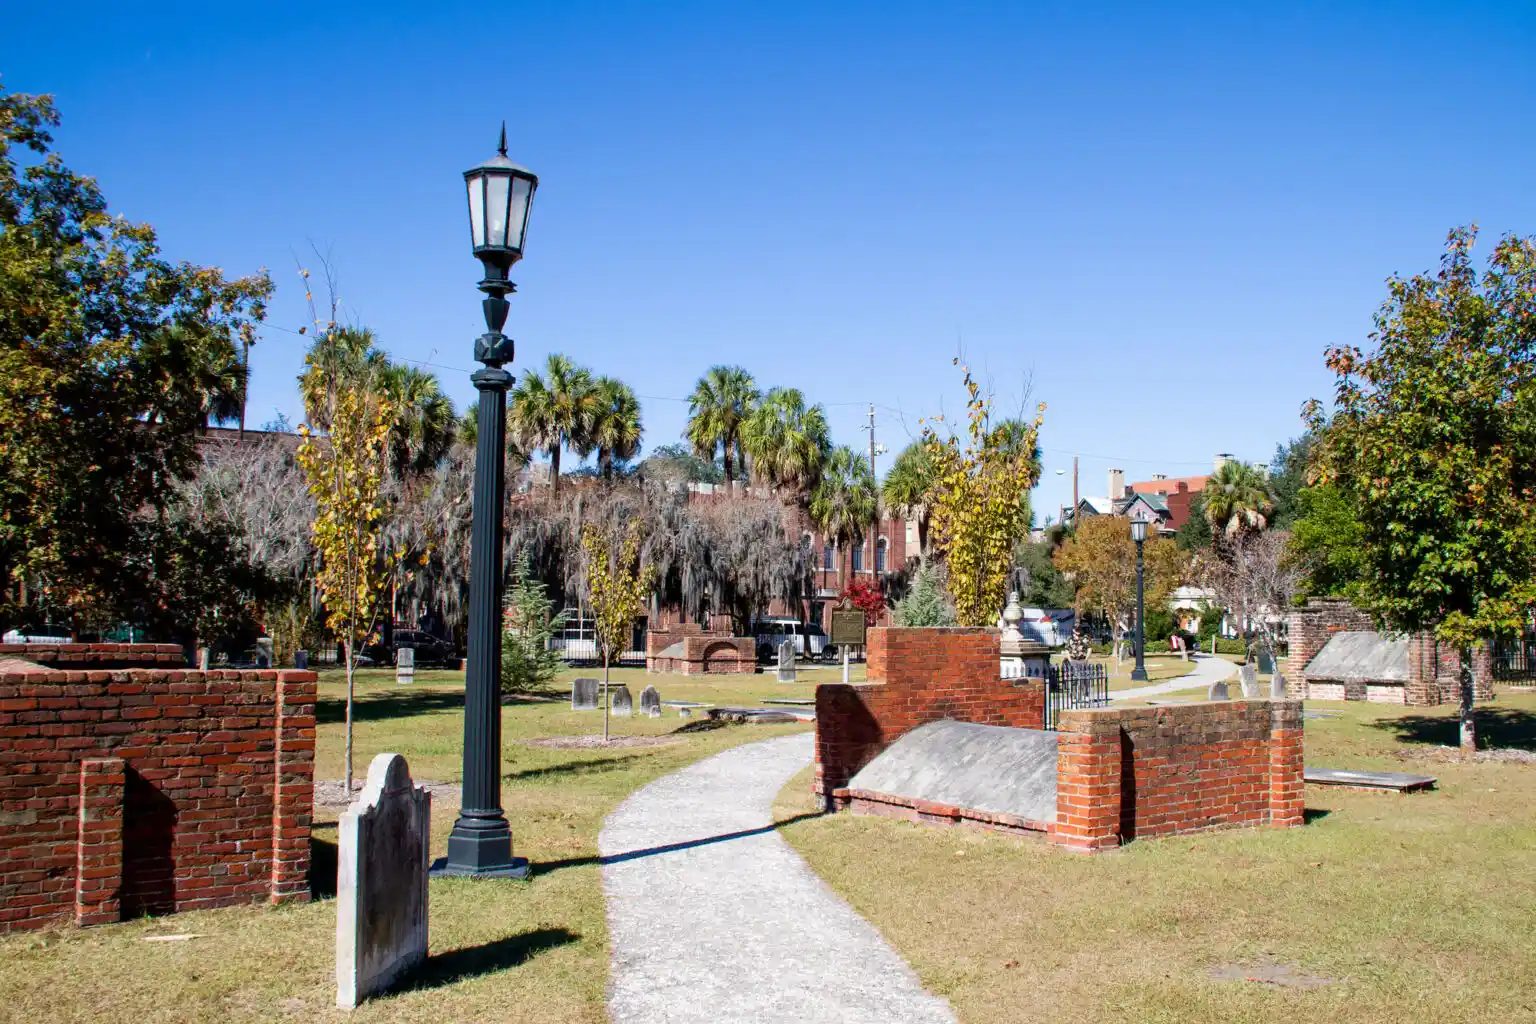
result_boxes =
[599,731,957,1024]
[1111,652,1237,702]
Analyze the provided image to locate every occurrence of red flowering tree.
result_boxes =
[841,577,885,626]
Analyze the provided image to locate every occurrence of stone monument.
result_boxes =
[611,684,633,716]
[256,636,275,669]
[639,685,661,718]
[1238,663,1259,698]
[336,753,431,1010]
[1000,592,1051,680]
[1271,670,1288,699]
[1208,679,1229,701]
[395,646,415,685]
[776,639,797,683]
[572,677,599,711]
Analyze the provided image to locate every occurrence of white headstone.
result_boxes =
[395,646,415,685]
[611,684,633,716]
[776,640,797,683]
[1271,670,1288,699]
[1238,663,1259,698]
[1208,680,1229,701]
[572,678,599,710]
[336,753,431,1010]
[640,686,661,718]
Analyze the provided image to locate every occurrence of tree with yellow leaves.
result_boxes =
[296,377,396,792]
[920,361,1044,626]
[580,521,654,742]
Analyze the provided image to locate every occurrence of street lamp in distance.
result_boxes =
[436,125,539,880]
[1130,517,1149,683]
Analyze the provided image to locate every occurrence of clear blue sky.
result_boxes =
[6,1,1534,519]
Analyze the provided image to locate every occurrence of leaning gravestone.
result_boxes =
[1238,663,1260,698]
[395,647,415,685]
[572,677,599,711]
[1271,670,1288,699]
[1257,649,1276,674]
[1208,680,1229,701]
[777,639,797,683]
[336,753,431,1010]
[611,684,633,717]
[639,686,661,718]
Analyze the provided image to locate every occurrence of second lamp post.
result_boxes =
[1130,518,1149,682]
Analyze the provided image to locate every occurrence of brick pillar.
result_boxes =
[270,672,316,905]
[1051,714,1121,852]
[75,758,125,926]
[1472,642,1495,701]
[1267,700,1304,828]
[1406,634,1436,706]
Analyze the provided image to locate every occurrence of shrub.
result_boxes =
[501,555,567,693]
[893,562,957,627]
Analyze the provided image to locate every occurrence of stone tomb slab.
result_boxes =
[336,753,431,1009]
[706,706,808,724]
[848,720,1059,824]
[1304,766,1437,792]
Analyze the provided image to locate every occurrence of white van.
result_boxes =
[752,618,831,660]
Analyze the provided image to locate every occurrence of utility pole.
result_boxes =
[1072,455,1079,522]
[862,404,879,578]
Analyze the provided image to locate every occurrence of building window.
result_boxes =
[823,543,835,571]
[851,545,863,572]
[875,537,887,574]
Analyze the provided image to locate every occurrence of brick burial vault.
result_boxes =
[815,628,1304,851]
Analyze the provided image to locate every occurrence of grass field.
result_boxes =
[0,666,818,1024]
[774,691,1536,1024]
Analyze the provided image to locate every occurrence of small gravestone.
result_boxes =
[1257,649,1276,674]
[1238,663,1259,697]
[1208,680,1229,701]
[336,753,430,1010]
[611,684,633,716]
[640,686,661,718]
[572,677,599,710]
[256,637,275,669]
[295,650,309,671]
[1271,670,1288,699]
[776,639,797,683]
[395,647,415,685]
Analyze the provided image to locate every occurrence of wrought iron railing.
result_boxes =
[1492,638,1536,683]
[1041,662,1112,730]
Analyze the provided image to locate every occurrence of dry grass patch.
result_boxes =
[775,691,1536,1024]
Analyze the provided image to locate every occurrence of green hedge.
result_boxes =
[1215,638,1247,656]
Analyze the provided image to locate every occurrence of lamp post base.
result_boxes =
[433,813,528,879]
[1129,668,1149,682]
[429,857,530,880]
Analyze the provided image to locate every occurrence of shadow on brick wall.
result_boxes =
[1369,707,1536,750]
[309,831,338,900]
[121,768,177,918]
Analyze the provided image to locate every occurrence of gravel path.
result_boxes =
[599,731,957,1024]
[1112,652,1237,702]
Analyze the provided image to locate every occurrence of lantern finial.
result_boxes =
[497,121,507,157]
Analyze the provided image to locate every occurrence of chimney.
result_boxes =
[1151,473,1167,481]
[1108,468,1126,500]
[1214,453,1234,473]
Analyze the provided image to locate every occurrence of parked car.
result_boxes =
[361,629,458,667]
[752,618,832,661]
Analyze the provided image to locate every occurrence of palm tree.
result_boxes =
[991,417,1043,478]
[810,445,879,582]
[686,365,759,494]
[1203,460,1276,537]
[882,441,936,560]
[298,327,386,431]
[379,363,456,478]
[741,387,831,495]
[591,377,643,480]
[509,354,598,493]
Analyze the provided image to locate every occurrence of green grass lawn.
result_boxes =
[773,691,1536,1024]
[0,665,816,1024]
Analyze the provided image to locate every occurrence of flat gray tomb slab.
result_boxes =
[639,685,661,718]
[847,720,1059,823]
[336,753,431,1009]
[1306,631,1410,682]
[612,684,633,716]
[1304,766,1436,792]
[572,677,599,711]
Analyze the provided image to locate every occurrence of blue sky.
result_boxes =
[6,1,1534,519]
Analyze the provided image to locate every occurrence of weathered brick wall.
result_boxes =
[814,628,1044,807]
[1051,700,1303,852]
[0,643,186,670]
[648,636,756,675]
[1286,600,1373,697]
[0,667,315,932]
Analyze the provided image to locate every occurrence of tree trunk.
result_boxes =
[549,444,562,494]
[344,638,356,793]
[1459,643,1477,755]
[723,441,735,496]
[602,645,611,743]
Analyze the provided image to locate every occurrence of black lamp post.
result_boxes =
[1130,518,1149,682]
[438,125,538,879]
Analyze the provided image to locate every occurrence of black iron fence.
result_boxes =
[1041,662,1112,730]
[1492,638,1536,683]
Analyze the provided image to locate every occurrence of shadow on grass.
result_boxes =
[1303,808,1332,824]
[1369,707,1536,750]
[406,928,581,990]
[504,754,645,783]
[314,689,561,725]
[670,720,727,734]
[310,834,338,900]
[533,811,826,876]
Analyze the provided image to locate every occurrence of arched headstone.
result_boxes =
[572,678,599,710]
[640,686,661,718]
[612,684,634,716]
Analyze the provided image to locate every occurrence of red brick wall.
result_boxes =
[1286,599,1374,697]
[0,667,316,932]
[814,628,1044,806]
[648,636,757,675]
[1050,700,1303,852]
[0,643,186,670]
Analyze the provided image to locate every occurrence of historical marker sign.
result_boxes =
[830,609,867,648]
